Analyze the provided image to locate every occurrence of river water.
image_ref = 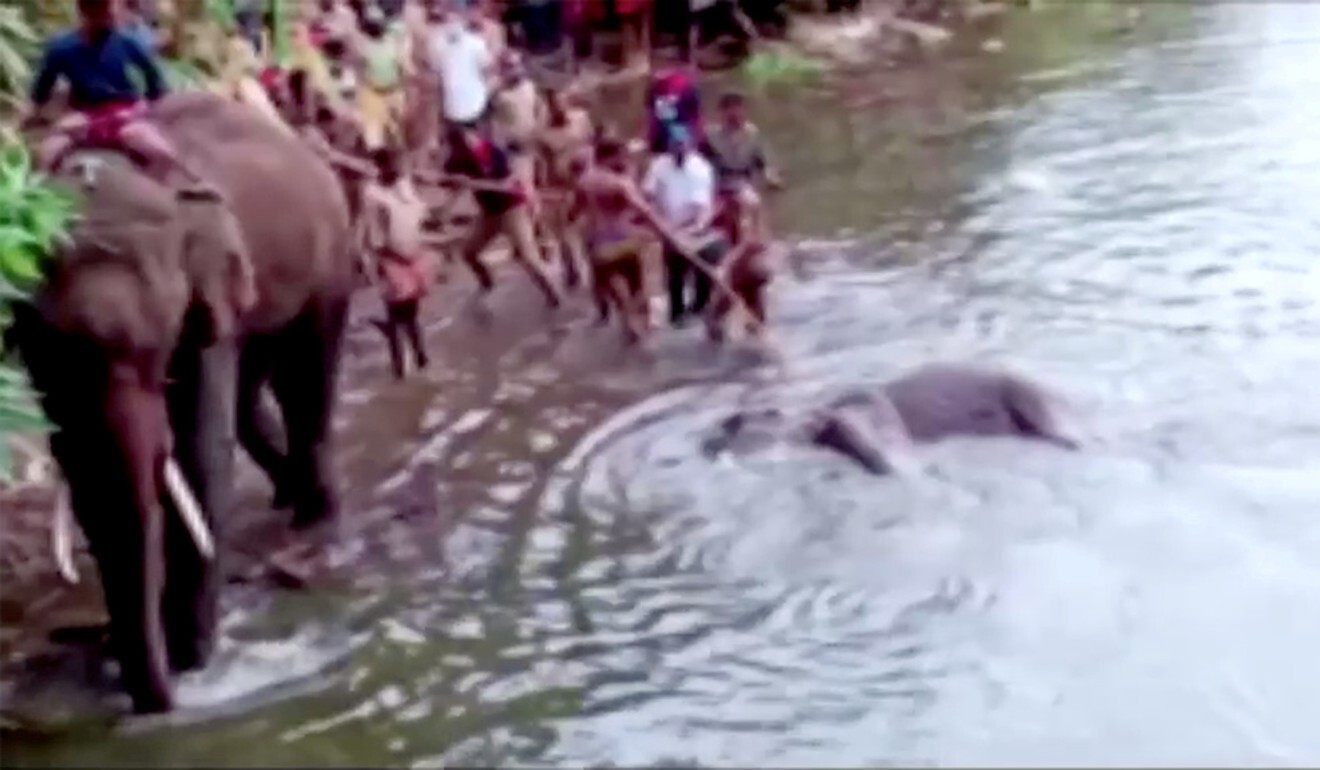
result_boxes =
[8,3,1320,766]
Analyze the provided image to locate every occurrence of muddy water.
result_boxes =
[9,3,1320,766]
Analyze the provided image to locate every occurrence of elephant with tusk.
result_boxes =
[702,363,1081,474]
[53,457,214,586]
[8,91,355,714]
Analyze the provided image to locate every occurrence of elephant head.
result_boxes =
[700,390,920,476]
[6,149,250,712]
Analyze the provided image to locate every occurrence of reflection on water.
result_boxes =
[10,3,1320,766]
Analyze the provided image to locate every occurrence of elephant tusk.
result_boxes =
[163,458,216,560]
[52,484,80,585]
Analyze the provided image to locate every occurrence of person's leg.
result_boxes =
[665,247,689,324]
[503,205,562,307]
[590,257,612,323]
[460,212,502,291]
[606,268,642,343]
[118,119,218,196]
[561,219,588,289]
[743,280,768,332]
[37,133,76,172]
[377,300,407,379]
[624,253,652,339]
[705,290,731,342]
[690,243,721,315]
[401,298,428,369]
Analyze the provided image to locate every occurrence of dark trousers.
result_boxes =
[377,299,427,380]
[665,239,725,324]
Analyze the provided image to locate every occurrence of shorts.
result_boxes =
[379,252,431,303]
[77,101,147,146]
[696,236,729,267]
[594,249,643,296]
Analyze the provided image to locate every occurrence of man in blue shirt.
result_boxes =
[28,0,216,198]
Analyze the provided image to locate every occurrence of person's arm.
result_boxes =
[475,38,495,87]
[326,150,376,177]
[639,156,662,203]
[28,40,64,116]
[421,165,523,195]
[125,33,169,101]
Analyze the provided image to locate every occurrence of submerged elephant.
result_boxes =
[702,363,1080,474]
[6,92,354,713]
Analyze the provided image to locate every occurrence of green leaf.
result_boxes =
[0,438,14,482]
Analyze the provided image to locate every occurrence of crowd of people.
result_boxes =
[23,0,791,382]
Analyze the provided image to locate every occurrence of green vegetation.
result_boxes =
[742,48,827,90]
[0,131,74,479]
[0,5,74,480]
[0,5,39,115]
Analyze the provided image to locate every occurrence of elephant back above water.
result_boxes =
[8,91,355,714]
[705,363,1080,475]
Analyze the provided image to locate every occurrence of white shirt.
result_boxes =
[435,24,492,123]
[643,151,716,228]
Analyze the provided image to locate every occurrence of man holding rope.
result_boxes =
[642,124,723,328]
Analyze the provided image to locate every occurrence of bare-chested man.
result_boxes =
[437,122,561,308]
[704,181,774,342]
[538,85,594,288]
[572,138,703,345]
[489,51,545,201]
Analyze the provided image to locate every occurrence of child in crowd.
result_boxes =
[363,147,444,379]
[706,89,783,200]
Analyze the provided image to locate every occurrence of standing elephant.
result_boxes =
[703,363,1081,474]
[6,92,354,713]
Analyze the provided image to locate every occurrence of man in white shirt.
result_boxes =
[642,124,720,326]
[431,6,493,127]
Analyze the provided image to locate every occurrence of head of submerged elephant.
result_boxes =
[4,156,230,713]
[700,406,790,458]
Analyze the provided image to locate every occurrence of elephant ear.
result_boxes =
[175,199,257,345]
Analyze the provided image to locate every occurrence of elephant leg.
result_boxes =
[271,297,349,530]
[161,341,236,672]
[53,430,173,713]
[237,337,292,506]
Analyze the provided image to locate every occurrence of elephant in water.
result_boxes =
[6,92,354,713]
[702,363,1080,474]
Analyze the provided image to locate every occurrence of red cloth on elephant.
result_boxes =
[78,100,147,146]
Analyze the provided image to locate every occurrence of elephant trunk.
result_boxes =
[103,366,175,712]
